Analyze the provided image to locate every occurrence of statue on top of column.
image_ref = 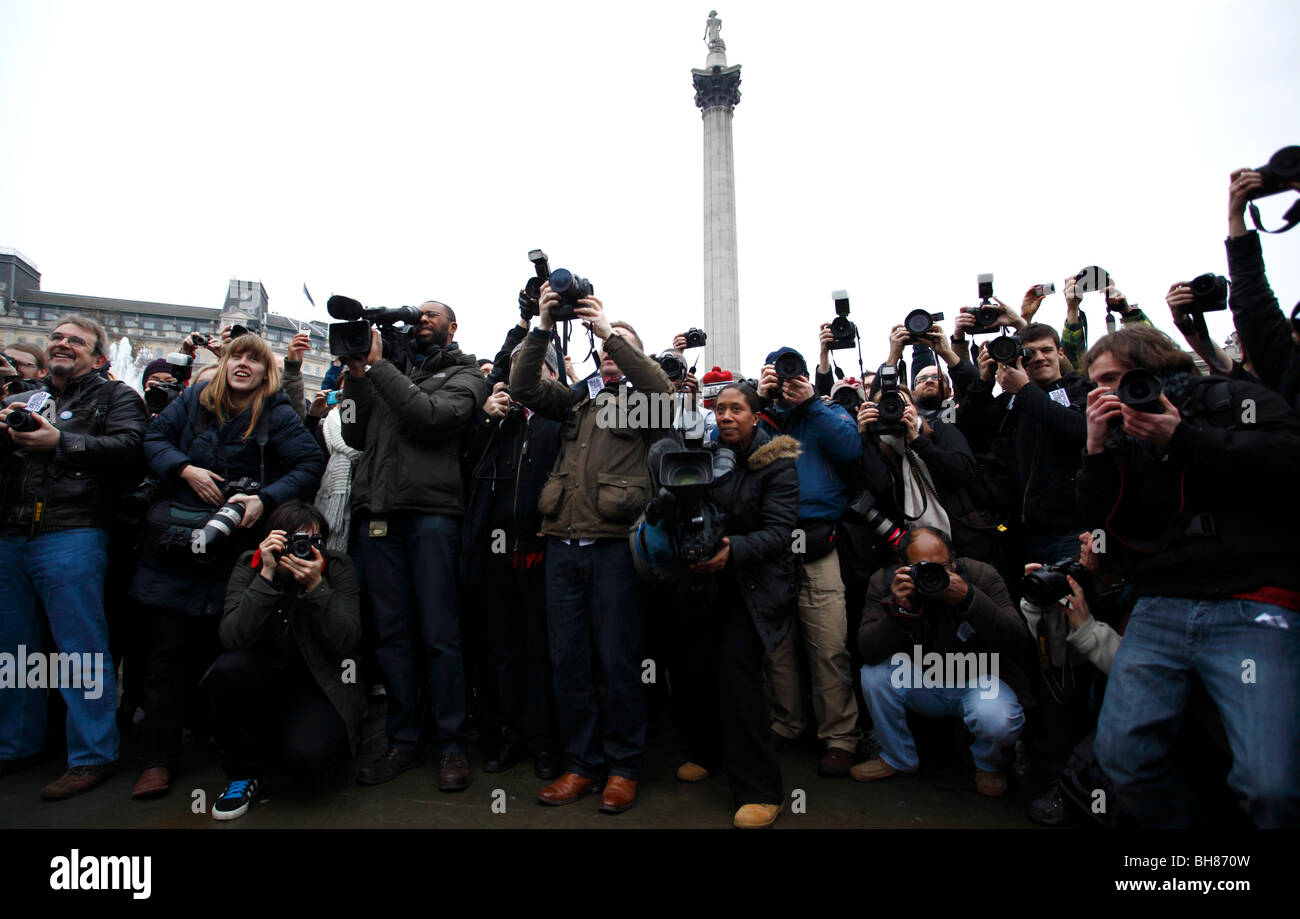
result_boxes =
[704,10,724,50]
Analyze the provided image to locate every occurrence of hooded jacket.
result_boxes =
[340,342,489,518]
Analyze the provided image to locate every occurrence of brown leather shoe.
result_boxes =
[41,763,116,801]
[437,752,471,792]
[975,769,1007,797]
[849,757,899,782]
[818,747,854,778]
[599,775,637,814]
[733,801,786,829]
[675,761,711,783]
[356,747,423,786]
[538,772,598,806]
[132,766,172,800]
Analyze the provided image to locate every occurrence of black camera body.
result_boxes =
[519,249,551,319]
[276,531,326,561]
[986,332,1028,366]
[327,295,423,358]
[872,364,907,435]
[904,309,944,341]
[1022,559,1093,607]
[4,405,39,433]
[1252,146,1300,199]
[1187,273,1228,313]
[2,377,44,399]
[1116,367,1165,414]
[963,304,1001,335]
[547,268,593,322]
[773,351,808,381]
[828,290,857,351]
[656,351,687,383]
[144,380,185,415]
[646,447,726,564]
[683,327,708,349]
[910,561,951,599]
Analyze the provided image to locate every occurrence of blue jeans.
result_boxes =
[546,538,645,780]
[0,528,118,766]
[1096,595,1300,828]
[859,658,1023,772]
[358,513,466,754]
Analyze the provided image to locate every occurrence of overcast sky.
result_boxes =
[2,0,1297,378]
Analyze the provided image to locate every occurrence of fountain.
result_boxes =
[106,337,156,395]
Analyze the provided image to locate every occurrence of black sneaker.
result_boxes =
[1027,782,1079,827]
[484,742,525,774]
[356,747,423,786]
[533,751,563,781]
[211,778,259,821]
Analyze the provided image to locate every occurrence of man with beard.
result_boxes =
[341,301,489,791]
[912,365,951,424]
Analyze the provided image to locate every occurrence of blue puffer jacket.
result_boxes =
[131,381,325,616]
[759,397,861,523]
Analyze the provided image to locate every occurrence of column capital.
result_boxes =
[691,65,742,113]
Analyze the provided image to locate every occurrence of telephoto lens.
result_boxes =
[1116,368,1165,413]
[194,501,245,554]
[1021,561,1093,607]
[910,561,951,598]
[548,268,593,321]
[904,309,944,338]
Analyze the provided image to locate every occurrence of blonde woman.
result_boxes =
[129,333,324,800]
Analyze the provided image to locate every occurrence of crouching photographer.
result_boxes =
[855,526,1035,796]
[1079,325,1300,827]
[130,333,324,801]
[633,383,800,828]
[203,501,364,820]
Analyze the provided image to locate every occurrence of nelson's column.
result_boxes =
[692,10,743,375]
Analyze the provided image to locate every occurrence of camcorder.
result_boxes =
[904,309,944,342]
[871,364,907,435]
[194,477,262,556]
[683,328,708,349]
[144,352,193,415]
[326,295,422,359]
[1187,273,1229,313]
[986,332,1028,366]
[1022,559,1093,607]
[828,290,857,351]
[963,274,1001,335]
[644,431,728,565]
[910,561,951,599]
[1116,367,1165,414]
[275,531,326,561]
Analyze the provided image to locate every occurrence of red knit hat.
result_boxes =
[701,366,732,384]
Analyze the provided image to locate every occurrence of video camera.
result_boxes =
[644,435,728,565]
[828,290,857,351]
[326,295,423,359]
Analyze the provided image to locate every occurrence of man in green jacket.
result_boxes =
[510,282,672,814]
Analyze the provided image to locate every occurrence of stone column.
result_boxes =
[692,48,743,376]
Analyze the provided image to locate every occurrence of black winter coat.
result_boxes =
[957,372,1093,533]
[1076,374,1300,598]
[1,371,148,531]
[460,403,563,586]
[1225,230,1300,412]
[710,428,802,651]
[132,382,325,616]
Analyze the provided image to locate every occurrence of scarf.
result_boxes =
[879,433,951,535]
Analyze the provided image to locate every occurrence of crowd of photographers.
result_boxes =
[1,151,1298,828]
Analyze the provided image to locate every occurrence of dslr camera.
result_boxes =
[1022,559,1093,607]
[518,249,551,319]
[904,309,945,342]
[193,477,262,556]
[144,352,193,415]
[1186,273,1228,313]
[326,295,423,359]
[827,290,857,351]
[682,328,708,349]
[962,273,1001,335]
[1249,145,1300,200]
[275,531,327,561]
[986,332,1028,366]
[1116,367,1165,414]
[655,351,687,383]
[910,560,951,599]
[871,363,907,436]
[772,350,808,382]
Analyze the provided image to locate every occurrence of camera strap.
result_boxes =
[1249,197,1300,234]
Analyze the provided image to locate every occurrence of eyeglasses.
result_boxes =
[48,332,92,348]
[3,354,36,370]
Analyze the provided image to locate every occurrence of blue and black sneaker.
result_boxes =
[211,779,259,821]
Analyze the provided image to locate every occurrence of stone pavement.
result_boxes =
[1,701,1047,829]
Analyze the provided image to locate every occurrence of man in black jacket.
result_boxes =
[853,526,1034,796]
[957,323,1093,565]
[460,339,563,779]
[340,301,489,791]
[1079,326,1300,828]
[0,316,148,799]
